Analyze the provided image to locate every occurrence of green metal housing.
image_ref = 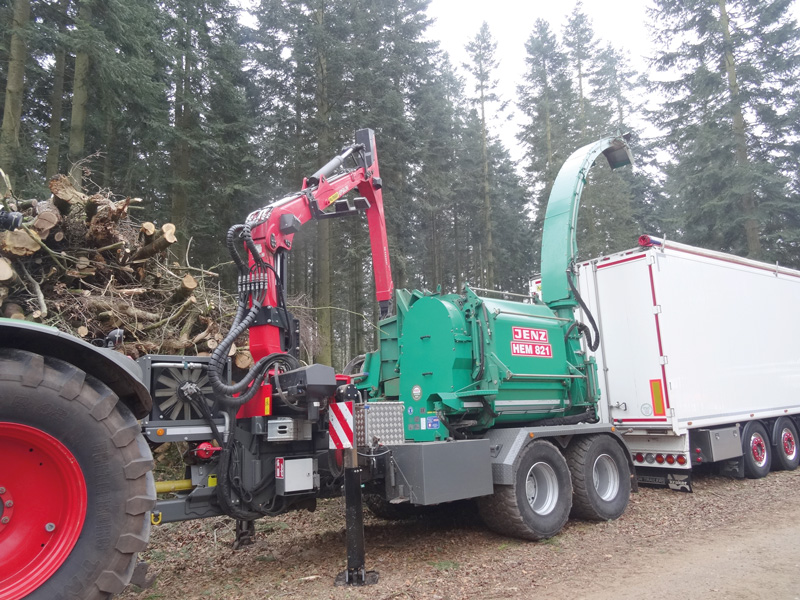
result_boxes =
[357,137,632,442]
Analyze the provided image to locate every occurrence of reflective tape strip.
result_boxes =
[329,401,354,449]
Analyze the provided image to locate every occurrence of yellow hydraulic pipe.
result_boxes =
[155,479,193,494]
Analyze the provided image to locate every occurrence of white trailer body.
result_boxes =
[573,237,800,486]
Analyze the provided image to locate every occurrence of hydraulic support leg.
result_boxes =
[335,449,378,586]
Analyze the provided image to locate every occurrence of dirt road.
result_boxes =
[121,469,800,600]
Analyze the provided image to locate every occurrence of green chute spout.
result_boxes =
[540,136,634,316]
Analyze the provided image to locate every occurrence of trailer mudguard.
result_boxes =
[0,319,152,418]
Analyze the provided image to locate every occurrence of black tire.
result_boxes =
[0,348,155,600]
[565,434,631,521]
[772,417,799,471]
[477,440,572,541]
[742,421,771,479]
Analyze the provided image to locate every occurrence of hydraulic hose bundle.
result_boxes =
[207,223,300,408]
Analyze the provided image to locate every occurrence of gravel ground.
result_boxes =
[119,468,800,600]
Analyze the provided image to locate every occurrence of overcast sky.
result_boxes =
[424,0,800,162]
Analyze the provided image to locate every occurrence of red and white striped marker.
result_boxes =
[329,401,354,450]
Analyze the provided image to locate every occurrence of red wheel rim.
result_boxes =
[0,422,87,600]
[782,428,797,460]
[750,433,767,467]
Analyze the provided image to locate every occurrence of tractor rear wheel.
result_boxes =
[565,434,631,521]
[477,439,572,541]
[0,348,155,600]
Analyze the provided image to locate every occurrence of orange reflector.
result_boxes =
[649,379,666,417]
[156,428,165,436]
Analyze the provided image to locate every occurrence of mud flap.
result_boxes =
[636,467,693,492]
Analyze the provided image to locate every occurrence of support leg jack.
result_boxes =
[334,465,378,586]
[232,519,256,550]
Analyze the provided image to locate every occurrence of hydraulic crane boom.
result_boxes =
[242,128,392,361]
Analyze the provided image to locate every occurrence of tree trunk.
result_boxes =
[479,89,494,289]
[0,0,31,188]
[45,0,70,179]
[68,1,91,190]
[45,46,67,178]
[718,0,762,259]
[313,1,332,366]
[171,19,193,264]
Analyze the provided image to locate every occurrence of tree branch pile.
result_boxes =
[0,176,240,359]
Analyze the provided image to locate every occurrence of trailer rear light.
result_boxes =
[666,454,675,464]
[677,455,687,465]
[655,454,665,464]
[634,453,644,463]
[645,453,655,464]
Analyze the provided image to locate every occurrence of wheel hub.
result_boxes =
[782,428,797,460]
[526,461,558,516]
[0,422,87,600]
[592,454,620,502]
[750,433,767,467]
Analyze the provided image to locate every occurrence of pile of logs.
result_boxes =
[1,175,250,364]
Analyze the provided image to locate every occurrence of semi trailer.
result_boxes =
[572,234,800,489]
[1,130,796,600]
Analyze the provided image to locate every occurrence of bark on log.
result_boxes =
[130,223,177,263]
[235,350,254,369]
[0,257,19,283]
[33,200,61,240]
[139,222,156,245]
[49,174,89,215]
[1,228,41,257]
[2,302,25,319]
[171,273,197,304]
[0,286,8,304]
[86,197,131,247]
[83,296,160,321]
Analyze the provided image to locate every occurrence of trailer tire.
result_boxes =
[772,417,799,471]
[477,440,571,541]
[742,421,771,479]
[0,348,155,600]
[565,434,630,521]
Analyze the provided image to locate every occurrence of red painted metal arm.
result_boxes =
[243,130,393,361]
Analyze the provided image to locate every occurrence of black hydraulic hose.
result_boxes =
[226,224,248,274]
[566,267,601,352]
[216,442,262,521]
[535,408,597,427]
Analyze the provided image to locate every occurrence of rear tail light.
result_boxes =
[677,455,687,465]
[666,454,676,464]
[645,453,655,464]
[634,453,644,463]
[655,454,665,464]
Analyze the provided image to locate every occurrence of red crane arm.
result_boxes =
[243,129,393,363]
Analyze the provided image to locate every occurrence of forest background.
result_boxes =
[1,0,799,368]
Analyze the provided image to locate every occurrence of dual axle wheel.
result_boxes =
[742,417,799,478]
[477,434,631,541]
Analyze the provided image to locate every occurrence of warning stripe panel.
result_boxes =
[329,401,354,450]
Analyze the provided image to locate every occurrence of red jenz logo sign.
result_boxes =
[511,327,552,358]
